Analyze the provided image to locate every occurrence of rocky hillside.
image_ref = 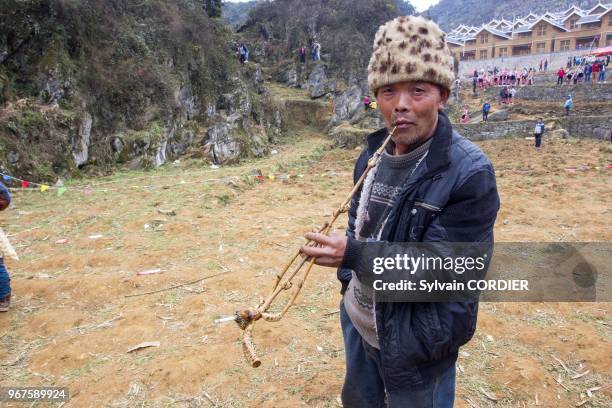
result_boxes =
[0,0,285,181]
[426,0,600,31]
[237,0,415,81]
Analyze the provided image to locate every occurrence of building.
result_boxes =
[446,3,612,61]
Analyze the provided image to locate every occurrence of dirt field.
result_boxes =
[1,131,611,407]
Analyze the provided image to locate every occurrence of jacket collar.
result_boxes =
[366,111,453,177]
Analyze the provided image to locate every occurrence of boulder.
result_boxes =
[328,85,364,128]
[307,63,336,99]
[206,121,240,164]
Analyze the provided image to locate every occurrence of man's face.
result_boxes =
[376,82,447,149]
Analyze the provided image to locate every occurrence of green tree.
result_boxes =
[394,0,415,16]
[203,0,222,18]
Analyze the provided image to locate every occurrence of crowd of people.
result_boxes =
[557,55,608,85]
[468,66,539,94]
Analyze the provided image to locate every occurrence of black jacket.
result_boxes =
[338,111,500,389]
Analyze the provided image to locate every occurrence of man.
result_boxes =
[534,118,545,149]
[301,15,500,407]
[482,101,491,122]
[592,61,600,84]
[314,42,321,61]
[584,62,592,83]
[0,181,12,312]
[564,94,573,116]
[452,78,461,99]
[557,67,565,85]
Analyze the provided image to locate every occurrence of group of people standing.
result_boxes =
[471,67,536,93]
[557,58,607,85]
[298,41,321,63]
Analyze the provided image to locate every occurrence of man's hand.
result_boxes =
[300,231,347,268]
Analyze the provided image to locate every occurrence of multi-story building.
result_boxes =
[447,3,612,61]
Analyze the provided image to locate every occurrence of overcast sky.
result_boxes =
[224,0,441,13]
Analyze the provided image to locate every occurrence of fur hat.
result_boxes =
[367,15,455,93]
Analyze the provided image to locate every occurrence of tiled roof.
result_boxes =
[576,14,603,24]
[474,26,512,39]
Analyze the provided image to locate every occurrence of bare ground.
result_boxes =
[1,131,611,407]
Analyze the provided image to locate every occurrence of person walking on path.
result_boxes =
[482,101,491,122]
[564,95,573,116]
[533,118,545,150]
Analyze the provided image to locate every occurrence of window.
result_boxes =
[480,50,488,59]
[499,47,508,57]
[518,32,532,38]
[536,42,546,53]
[537,24,547,36]
[607,34,612,46]
[480,33,489,44]
[584,22,602,29]
[608,14,612,26]
[569,19,577,29]
[560,39,571,51]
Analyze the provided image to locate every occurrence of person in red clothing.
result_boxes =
[592,62,600,84]
[557,68,565,85]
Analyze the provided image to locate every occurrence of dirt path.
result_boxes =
[1,131,611,407]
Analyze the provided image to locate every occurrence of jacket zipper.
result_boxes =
[414,201,442,212]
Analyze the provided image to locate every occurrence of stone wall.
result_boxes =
[458,50,579,76]
[516,83,612,102]
[455,116,612,141]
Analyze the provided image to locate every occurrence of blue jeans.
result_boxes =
[340,300,456,408]
[0,260,10,298]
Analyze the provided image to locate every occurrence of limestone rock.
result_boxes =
[71,112,93,167]
[307,63,336,99]
[329,85,364,128]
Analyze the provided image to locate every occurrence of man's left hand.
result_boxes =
[300,231,347,268]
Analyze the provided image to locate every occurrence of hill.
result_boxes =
[237,0,415,81]
[426,0,600,31]
[0,0,283,180]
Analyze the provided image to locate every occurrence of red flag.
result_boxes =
[21,180,29,189]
